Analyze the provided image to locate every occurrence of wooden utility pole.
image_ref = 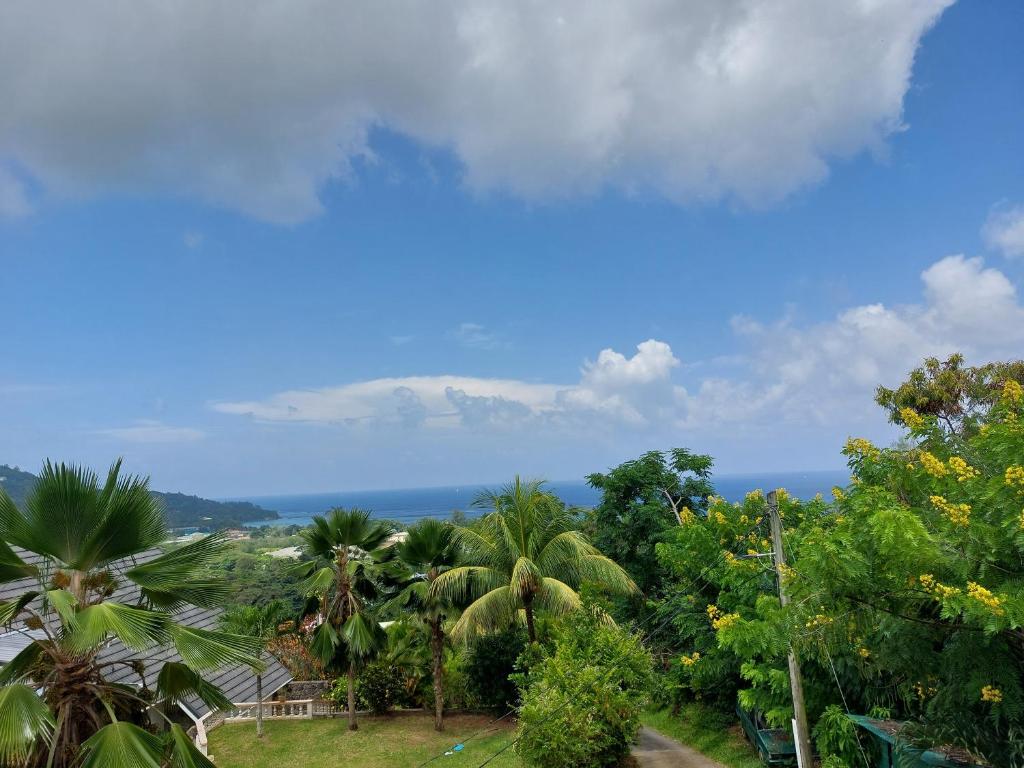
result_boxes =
[767,490,814,768]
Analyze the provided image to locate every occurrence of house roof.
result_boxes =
[0,546,292,719]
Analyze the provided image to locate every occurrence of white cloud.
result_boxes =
[97,420,206,443]
[450,322,503,350]
[983,203,1024,259]
[685,255,1024,428]
[0,1,950,222]
[212,340,680,430]
[213,256,1023,443]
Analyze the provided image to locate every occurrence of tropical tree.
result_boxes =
[293,508,393,731]
[586,448,714,599]
[220,600,291,739]
[385,519,458,730]
[0,459,261,768]
[432,477,637,643]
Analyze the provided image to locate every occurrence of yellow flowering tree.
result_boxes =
[791,368,1024,763]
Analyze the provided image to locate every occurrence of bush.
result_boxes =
[515,604,652,768]
[464,626,527,711]
[332,661,405,714]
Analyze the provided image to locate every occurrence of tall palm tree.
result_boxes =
[220,600,290,739]
[431,476,637,643]
[0,459,261,768]
[385,519,458,731]
[293,508,393,731]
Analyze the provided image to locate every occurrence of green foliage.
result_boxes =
[515,604,652,768]
[431,476,636,642]
[334,660,406,714]
[814,705,862,766]
[464,626,528,711]
[0,459,259,768]
[875,353,1024,437]
[587,448,714,598]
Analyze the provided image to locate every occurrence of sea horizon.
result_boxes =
[227,468,849,528]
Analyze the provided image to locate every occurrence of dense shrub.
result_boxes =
[515,604,652,768]
[464,626,527,711]
[332,661,405,714]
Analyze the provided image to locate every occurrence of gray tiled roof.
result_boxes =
[0,546,292,719]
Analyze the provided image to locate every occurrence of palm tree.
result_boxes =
[220,600,290,739]
[385,519,458,731]
[293,508,393,731]
[431,476,637,643]
[0,459,261,768]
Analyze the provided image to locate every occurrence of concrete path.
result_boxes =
[632,726,727,768]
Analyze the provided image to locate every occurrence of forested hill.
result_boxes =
[0,464,278,530]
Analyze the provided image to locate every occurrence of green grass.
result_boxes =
[642,704,763,768]
[208,712,521,768]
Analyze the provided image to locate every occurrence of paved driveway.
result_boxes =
[632,726,727,768]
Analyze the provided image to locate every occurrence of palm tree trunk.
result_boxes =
[431,620,445,731]
[347,661,358,731]
[523,595,537,643]
[255,673,264,739]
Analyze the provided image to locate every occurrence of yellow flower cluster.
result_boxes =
[857,647,871,659]
[930,495,971,527]
[1006,465,1024,488]
[679,506,696,525]
[723,551,738,567]
[745,489,763,501]
[739,514,749,525]
[919,452,948,478]
[680,652,701,667]
[981,685,1003,704]
[706,604,721,621]
[712,510,728,525]
[900,407,925,430]
[805,614,832,630]
[1003,379,1023,404]
[845,437,879,458]
[775,489,789,502]
[967,582,1005,616]
[712,612,740,632]
[832,487,845,501]
[947,456,979,482]
[914,681,938,701]
[919,574,960,599]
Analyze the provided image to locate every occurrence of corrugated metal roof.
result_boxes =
[0,546,292,719]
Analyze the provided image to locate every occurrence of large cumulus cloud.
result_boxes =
[0,1,951,221]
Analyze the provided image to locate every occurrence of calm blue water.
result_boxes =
[233,470,848,528]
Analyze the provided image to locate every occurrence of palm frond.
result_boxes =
[77,465,166,569]
[0,684,55,763]
[535,577,582,616]
[310,620,340,666]
[0,516,37,582]
[126,533,230,608]
[0,643,42,686]
[167,723,217,768]
[300,566,336,597]
[72,602,169,651]
[0,591,39,625]
[450,585,518,640]
[168,625,262,671]
[341,612,385,659]
[430,566,505,605]
[79,721,163,768]
[509,557,541,600]
[156,662,233,712]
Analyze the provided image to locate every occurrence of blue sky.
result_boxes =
[1,0,1022,496]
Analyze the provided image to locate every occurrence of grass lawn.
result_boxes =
[642,704,763,768]
[208,712,521,768]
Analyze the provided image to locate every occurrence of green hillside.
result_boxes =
[0,464,278,530]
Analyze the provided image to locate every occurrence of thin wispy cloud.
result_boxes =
[96,420,206,444]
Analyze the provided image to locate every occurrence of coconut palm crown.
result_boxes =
[431,476,637,643]
[0,459,262,768]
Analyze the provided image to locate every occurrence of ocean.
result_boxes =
[234,469,849,528]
